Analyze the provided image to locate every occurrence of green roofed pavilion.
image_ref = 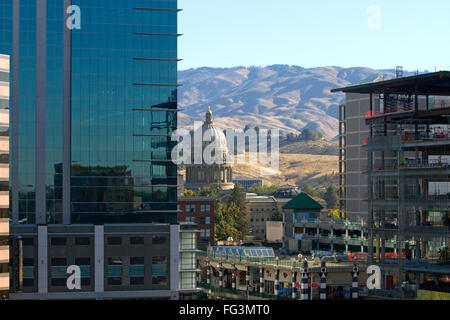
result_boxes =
[282,192,323,210]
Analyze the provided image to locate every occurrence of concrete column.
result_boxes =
[320,261,327,300]
[259,267,264,294]
[351,265,359,299]
[291,270,297,299]
[94,225,104,296]
[361,229,365,253]
[206,259,211,285]
[37,225,48,296]
[274,268,279,297]
[415,237,421,261]
[232,266,236,289]
[245,268,250,299]
[330,226,334,252]
[345,227,349,253]
[300,260,309,300]
[219,264,223,287]
[170,224,180,299]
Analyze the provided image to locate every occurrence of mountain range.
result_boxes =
[178,65,416,140]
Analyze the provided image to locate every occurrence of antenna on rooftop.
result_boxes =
[396,66,403,79]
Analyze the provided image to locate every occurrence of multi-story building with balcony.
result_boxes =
[333,71,450,297]
[282,192,376,254]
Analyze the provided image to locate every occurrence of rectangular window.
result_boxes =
[107,277,122,286]
[186,204,195,213]
[152,235,167,245]
[200,229,211,238]
[23,279,34,287]
[51,237,66,246]
[130,277,145,285]
[51,258,67,266]
[200,205,211,212]
[23,258,34,267]
[130,257,144,265]
[75,237,90,246]
[107,237,122,245]
[51,278,67,287]
[22,238,34,246]
[107,257,123,282]
[130,256,145,279]
[108,257,122,265]
[152,256,167,284]
[81,278,91,286]
[180,232,196,250]
[200,216,210,225]
[130,237,144,245]
[185,216,195,223]
[75,257,90,266]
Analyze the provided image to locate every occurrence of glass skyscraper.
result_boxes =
[0,0,199,300]
[3,0,179,225]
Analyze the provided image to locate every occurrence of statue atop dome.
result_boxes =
[205,106,213,124]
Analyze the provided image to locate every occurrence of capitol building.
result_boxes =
[184,107,235,191]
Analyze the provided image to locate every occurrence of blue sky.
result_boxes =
[178,0,450,71]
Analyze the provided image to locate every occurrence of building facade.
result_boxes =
[333,72,450,297]
[0,54,9,299]
[199,246,368,300]
[1,1,199,299]
[178,197,215,249]
[245,194,278,240]
[338,93,370,223]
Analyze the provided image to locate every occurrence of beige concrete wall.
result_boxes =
[266,221,282,242]
[0,273,9,291]
[0,109,8,124]
[0,246,8,262]
[0,219,8,234]
[0,137,8,153]
[0,55,10,72]
[0,192,8,207]
[0,83,9,100]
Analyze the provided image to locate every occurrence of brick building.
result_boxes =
[178,197,216,248]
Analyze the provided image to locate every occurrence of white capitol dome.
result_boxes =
[185,106,234,191]
[192,106,229,159]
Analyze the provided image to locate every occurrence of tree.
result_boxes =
[183,189,196,196]
[302,184,318,197]
[247,184,279,196]
[229,185,249,240]
[300,129,323,141]
[324,185,339,209]
[197,186,220,197]
[214,200,240,241]
[271,208,283,222]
